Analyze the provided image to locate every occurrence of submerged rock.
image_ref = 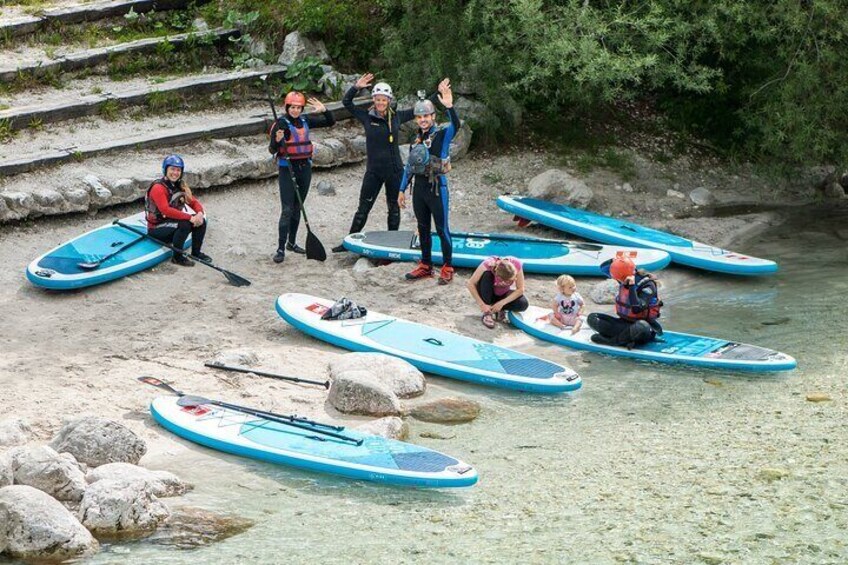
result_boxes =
[356,417,409,440]
[147,506,254,549]
[409,397,481,424]
[0,485,98,561]
[50,417,147,467]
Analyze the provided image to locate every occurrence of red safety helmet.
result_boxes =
[284,91,306,107]
[610,255,636,282]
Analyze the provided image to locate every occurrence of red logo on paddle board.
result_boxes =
[181,406,210,416]
[615,250,638,258]
[306,303,329,315]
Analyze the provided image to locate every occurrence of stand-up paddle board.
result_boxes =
[343,230,670,276]
[509,306,796,372]
[497,196,777,276]
[26,212,191,290]
[275,293,582,393]
[150,396,477,487]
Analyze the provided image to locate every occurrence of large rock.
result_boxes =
[78,479,170,536]
[0,485,98,561]
[86,463,190,498]
[689,186,714,206]
[0,418,30,448]
[147,506,254,549]
[277,31,329,65]
[589,278,619,304]
[50,417,147,467]
[83,174,112,207]
[327,374,402,417]
[449,121,473,161]
[409,397,481,423]
[31,189,67,214]
[0,452,11,488]
[528,169,593,207]
[355,417,409,440]
[9,446,87,502]
[329,353,426,398]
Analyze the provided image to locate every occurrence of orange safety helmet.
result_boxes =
[284,91,306,107]
[610,255,636,282]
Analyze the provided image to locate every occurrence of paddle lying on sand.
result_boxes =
[138,376,357,443]
[204,362,330,389]
[76,235,146,270]
[114,220,251,287]
[260,74,327,262]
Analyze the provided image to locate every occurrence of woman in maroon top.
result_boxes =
[145,154,209,267]
[466,256,528,328]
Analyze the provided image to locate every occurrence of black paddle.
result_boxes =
[451,231,604,251]
[204,362,330,389]
[260,74,327,262]
[113,220,250,287]
[77,234,146,270]
[138,377,357,443]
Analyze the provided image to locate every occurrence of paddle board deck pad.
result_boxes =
[510,306,796,372]
[150,396,477,488]
[275,293,582,393]
[343,231,671,276]
[497,196,778,276]
[26,212,191,290]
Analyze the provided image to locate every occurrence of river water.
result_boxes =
[87,205,847,564]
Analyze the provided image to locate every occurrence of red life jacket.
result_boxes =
[615,275,662,322]
[145,179,185,226]
[274,117,312,160]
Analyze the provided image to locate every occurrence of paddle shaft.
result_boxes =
[78,233,147,269]
[113,220,250,287]
[205,362,330,389]
[453,230,603,251]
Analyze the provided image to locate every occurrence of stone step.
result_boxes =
[0,0,207,39]
[0,66,288,131]
[0,98,371,176]
[0,27,238,83]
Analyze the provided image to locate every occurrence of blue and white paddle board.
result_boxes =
[150,396,477,488]
[343,230,670,276]
[510,306,796,372]
[275,293,582,394]
[497,196,778,276]
[26,212,190,290]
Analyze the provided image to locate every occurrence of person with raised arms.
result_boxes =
[145,154,209,267]
[268,91,335,264]
[398,78,459,285]
[332,73,440,252]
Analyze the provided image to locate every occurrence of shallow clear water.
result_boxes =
[87,205,848,564]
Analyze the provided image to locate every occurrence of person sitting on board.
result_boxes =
[145,154,209,267]
[587,255,663,348]
[268,91,335,264]
[467,256,528,329]
[550,274,585,334]
[398,78,459,285]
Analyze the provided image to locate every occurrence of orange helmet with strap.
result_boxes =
[610,255,636,282]
[284,91,306,107]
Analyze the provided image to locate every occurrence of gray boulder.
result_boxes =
[0,485,98,561]
[823,182,846,199]
[31,189,67,214]
[590,278,619,304]
[689,186,714,206]
[316,180,336,196]
[409,397,481,424]
[86,463,190,498]
[50,417,147,467]
[78,479,170,536]
[9,446,86,502]
[277,31,329,65]
[528,169,593,207]
[355,417,409,440]
[449,121,473,161]
[329,353,426,398]
[0,418,30,448]
[83,174,112,207]
[327,373,402,417]
[0,452,11,488]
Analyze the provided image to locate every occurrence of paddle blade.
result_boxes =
[137,376,181,395]
[176,395,213,407]
[221,269,252,287]
[305,230,327,262]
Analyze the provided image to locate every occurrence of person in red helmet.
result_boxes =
[268,91,335,264]
[587,254,663,348]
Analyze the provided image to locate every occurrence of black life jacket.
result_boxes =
[145,178,185,226]
[615,274,662,322]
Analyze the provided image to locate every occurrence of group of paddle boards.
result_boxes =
[24,195,796,488]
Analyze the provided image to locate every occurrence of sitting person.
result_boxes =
[587,255,663,348]
[467,256,528,328]
[145,154,210,267]
[550,274,585,334]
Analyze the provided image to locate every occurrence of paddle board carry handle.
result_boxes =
[424,338,444,347]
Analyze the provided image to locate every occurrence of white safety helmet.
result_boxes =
[371,82,393,100]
